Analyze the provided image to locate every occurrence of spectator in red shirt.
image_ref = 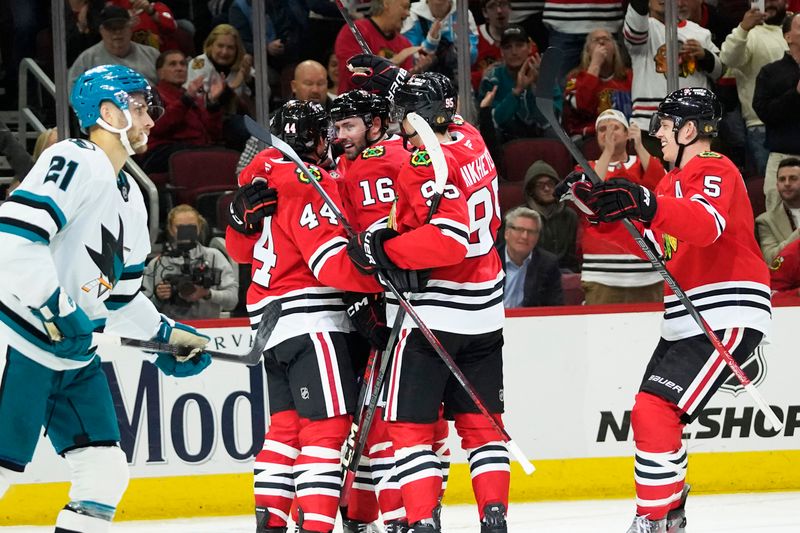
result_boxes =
[769,238,800,301]
[139,49,224,173]
[563,28,632,139]
[335,0,432,93]
[108,0,178,50]
[472,0,520,90]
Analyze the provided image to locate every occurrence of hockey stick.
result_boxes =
[94,300,282,366]
[339,113,452,504]
[535,47,783,431]
[244,115,536,474]
[334,0,372,54]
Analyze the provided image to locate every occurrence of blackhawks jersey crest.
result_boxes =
[662,233,678,261]
[296,165,323,184]
[410,150,432,168]
[361,145,386,159]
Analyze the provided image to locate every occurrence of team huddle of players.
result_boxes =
[224,57,510,533]
[0,44,772,533]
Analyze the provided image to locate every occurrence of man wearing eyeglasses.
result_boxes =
[499,206,563,307]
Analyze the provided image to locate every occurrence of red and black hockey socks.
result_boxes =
[454,413,510,520]
[631,392,688,520]
[255,410,301,528]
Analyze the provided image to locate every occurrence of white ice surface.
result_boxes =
[3,492,800,532]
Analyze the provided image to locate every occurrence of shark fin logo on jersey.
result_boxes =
[296,166,323,184]
[68,138,96,151]
[662,233,678,261]
[82,216,125,297]
[361,145,386,159]
[411,150,431,168]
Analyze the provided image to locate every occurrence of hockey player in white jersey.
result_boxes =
[0,65,216,532]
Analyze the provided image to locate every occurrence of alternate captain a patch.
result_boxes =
[410,150,431,168]
[296,165,323,184]
[361,145,386,159]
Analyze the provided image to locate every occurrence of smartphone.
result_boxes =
[752,0,765,12]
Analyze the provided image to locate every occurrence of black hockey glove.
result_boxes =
[347,53,409,101]
[377,267,430,294]
[346,228,400,275]
[228,181,278,234]
[343,292,390,350]
[555,170,599,221]
[592,178,658,223]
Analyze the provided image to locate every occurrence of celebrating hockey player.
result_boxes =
[0,65,213,533]
[225,99,423,533]
[346,72,509,533]
[558,87,771,533]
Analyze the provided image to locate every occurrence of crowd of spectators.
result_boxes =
[3,0,800,314]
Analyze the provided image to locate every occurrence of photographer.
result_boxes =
[143,205,238,319]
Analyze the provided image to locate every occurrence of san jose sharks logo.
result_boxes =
[719,345,768,397]
[410,150,431,167]
[81,216,125,297]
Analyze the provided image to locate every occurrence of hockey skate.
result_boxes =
[480,502,508,533]
[255,506,287,533]
[342,518,369,533]
[626,516,667,533]
[666,484,690,532]
[408,518,439,532]
[384,520,410,533]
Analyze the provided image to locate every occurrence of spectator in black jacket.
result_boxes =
[753,12,800,211]
[498,206,563,307]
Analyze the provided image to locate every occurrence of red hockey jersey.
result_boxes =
[581,155,665,287]
[226,148,382,348]
[649,151,771,340]
[337,135,407,232]
[383,118,505,335]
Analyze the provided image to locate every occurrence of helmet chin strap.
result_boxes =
[673,122,699,168]
[96,108,136,156]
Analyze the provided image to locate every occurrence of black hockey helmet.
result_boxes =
[648,87,721,138]
[270,99,333,154]
[330,89,390,125]
[392,72,457,129]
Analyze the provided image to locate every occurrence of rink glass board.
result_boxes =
[1,303,799,524]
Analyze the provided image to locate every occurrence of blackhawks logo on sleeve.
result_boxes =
[361,145,386,159]
[410,150,432,167]
[296,165,323,184]
[662,233,678,261]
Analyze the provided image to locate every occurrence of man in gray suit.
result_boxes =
[756,157,800,263]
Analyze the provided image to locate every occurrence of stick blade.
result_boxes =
[535,47,564,101]
[242,300,282,365]
[406,112,448,194]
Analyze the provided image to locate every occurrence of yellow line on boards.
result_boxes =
[2,450,799,525]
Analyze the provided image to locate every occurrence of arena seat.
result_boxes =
[745,176,766,218]
[561,272,584,306]
[502,138,573,182]
[168,148,240,227]
[498,181,525,217]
